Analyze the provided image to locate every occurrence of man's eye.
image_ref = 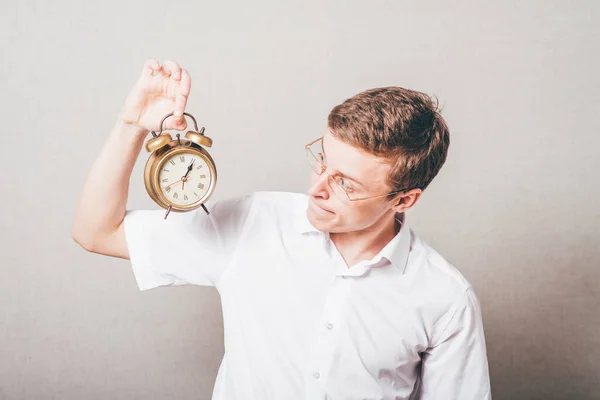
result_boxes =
[337,177,354,192]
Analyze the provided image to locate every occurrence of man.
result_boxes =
[72,59,491,399]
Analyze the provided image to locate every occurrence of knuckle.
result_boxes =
[144,58,158,67]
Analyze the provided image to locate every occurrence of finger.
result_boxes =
[172,69,191,129]
[171,109,188,130]
[161,59,181,81]
[179,68,191,97]
[141,58,161,77]
[174,69,191,114]
[173,95,188,129]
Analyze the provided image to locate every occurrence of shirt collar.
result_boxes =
[376,212,411,274]
[293,209,412,274]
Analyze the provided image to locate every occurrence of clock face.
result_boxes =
[157,151,212,207]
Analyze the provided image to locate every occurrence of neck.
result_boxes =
[330,211,401,268]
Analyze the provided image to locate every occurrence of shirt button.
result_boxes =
[313,372,320,379]
[326,323,334,330]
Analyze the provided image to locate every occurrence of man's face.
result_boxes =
[306,130,398,233]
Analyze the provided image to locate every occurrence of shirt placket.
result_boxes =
[303,238,363,400]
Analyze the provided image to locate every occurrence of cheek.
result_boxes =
[343,203,384,228]
[346,208,369,226]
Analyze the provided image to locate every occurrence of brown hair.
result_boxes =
[328,87,450,198]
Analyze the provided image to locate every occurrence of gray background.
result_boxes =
[1,0,599,399]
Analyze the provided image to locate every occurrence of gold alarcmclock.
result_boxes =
[143,112,216,219]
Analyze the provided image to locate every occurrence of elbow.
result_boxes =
[72,231,94,252]
[71,222,96,252]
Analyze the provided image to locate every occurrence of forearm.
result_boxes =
[72,118,148,247]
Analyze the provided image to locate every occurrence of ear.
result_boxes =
[390,188,422,213]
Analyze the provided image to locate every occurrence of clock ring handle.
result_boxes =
[150,112,200,138]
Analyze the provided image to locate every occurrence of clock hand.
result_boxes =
[162,179,182,190]
[181,159,194,190]
[162,177,190,190]
[182,160,194,190]
[182,159,194,179]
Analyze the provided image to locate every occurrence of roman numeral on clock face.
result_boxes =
[197,183,205,189]
[180,156,185,162]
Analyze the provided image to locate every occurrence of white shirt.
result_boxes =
[123,191,491,400]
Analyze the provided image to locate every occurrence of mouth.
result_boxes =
[309,198,334,214]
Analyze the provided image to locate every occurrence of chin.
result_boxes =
[307,209,333,232]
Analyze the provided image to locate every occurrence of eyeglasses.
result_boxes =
[304,137,411,202]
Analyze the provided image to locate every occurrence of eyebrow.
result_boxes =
[321,140,366,189]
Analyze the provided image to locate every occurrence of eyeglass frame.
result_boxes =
[304,137,413,202]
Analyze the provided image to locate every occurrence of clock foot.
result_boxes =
[201,204,210,215]
[164,205,172,220]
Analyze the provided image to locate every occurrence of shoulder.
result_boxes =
[406,230,475,303]
[251,191,309,215]
[201,191,307,232]
[405,231,485,342]
[205,191,308,229]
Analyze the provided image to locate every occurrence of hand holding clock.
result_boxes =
[120,59,216,217]
[119,59,191,133]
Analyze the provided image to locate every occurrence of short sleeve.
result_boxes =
[123,193,256,291]
[418,287,492,399]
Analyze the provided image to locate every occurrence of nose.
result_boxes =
[308,171,330,200]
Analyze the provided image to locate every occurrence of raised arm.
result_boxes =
[71,59,191,258]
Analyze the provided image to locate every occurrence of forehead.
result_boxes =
[322,130,392,188]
